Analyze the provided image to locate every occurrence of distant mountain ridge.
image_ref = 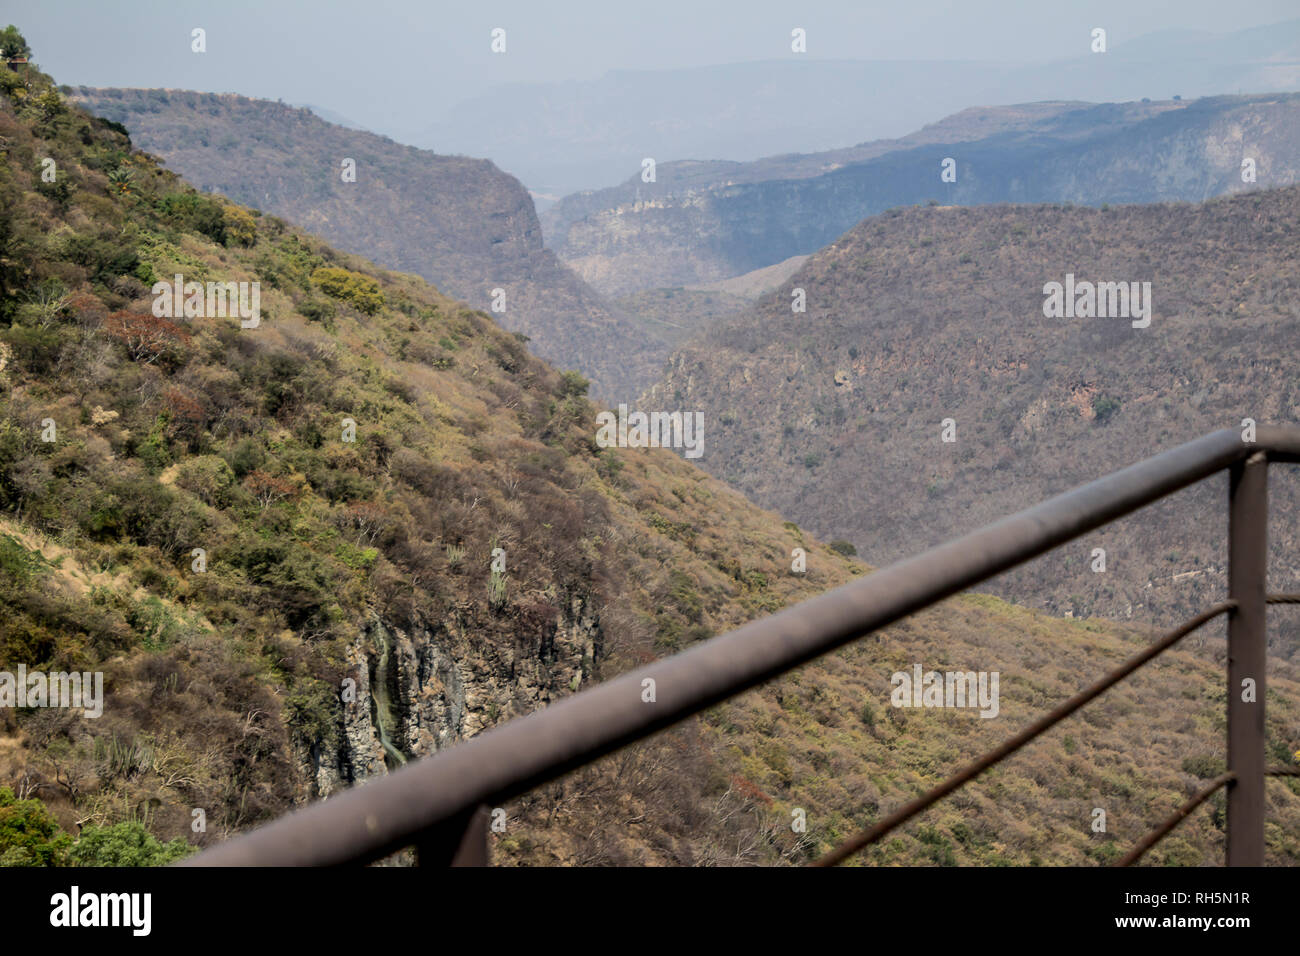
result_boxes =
[546,93,1300,297]
[408,19,1300,195]
[542,100,1107,240]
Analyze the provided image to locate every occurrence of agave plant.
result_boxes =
[106,165,135,196]
[488,570,508,610]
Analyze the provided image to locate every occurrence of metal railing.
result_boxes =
[184,425,1300,867]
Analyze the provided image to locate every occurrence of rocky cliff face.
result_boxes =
[549,94,1300,297]
[299,597,598,800]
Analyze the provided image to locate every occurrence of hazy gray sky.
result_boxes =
[8,0,1299,134]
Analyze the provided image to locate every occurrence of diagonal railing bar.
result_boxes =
[812,602,1235,867]
[1266,593,1300,604]
[1114,772,1236,867]
[182,426,1300,867]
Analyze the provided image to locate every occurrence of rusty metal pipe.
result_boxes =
[1226,454,1268,865]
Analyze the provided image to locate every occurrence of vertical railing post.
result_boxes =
[1226,452,1267,866]
[414,804,490,867]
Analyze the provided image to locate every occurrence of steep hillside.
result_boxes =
[0,54,865,863]
[69,88,645,401]
[651,190,1300,643]
[549,94,1300,296]
[3,46,1297,867]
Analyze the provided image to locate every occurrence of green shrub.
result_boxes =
[227,438,265,479]
[69,821,196,866]
[860,700,876,728]
[222,206,257,247]
[0,67,22,97]
[1182,754,1226,779]
[914,825,957,866]
[237,538,335,628]
[298,297,336,324]
[155,192,227,244]
[35,175,73,208]
[285,679,341,751]
[0,787,71,867]
[1,325,66,375]
[0,534,45,583]
[1087,840,1122,865]
[1092,395,1122,424]
[667,569,703,622]
[93,115,130,139]
[311,266,385,315]
[559,370,589,397]
[175,455,237,508]
[59,230,141,285]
